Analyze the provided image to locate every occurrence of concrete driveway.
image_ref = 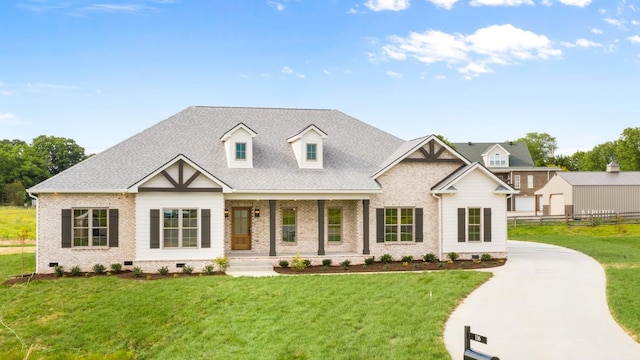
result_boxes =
[444,240,640,360]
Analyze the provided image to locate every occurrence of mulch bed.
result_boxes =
[274,259,506,275]
[3,260,506,285]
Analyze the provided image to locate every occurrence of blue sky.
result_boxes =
[1,0,639,155]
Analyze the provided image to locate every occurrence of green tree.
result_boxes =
[32,135,87,176]
[4,181,27,206]
[615,127,640,171]
[579,142,617,171]
[516,132,557,166]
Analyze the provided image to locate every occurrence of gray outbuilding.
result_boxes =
[535,161,640,216]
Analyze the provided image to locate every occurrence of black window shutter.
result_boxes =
[108,209,119,247]
[415,208,423,242]
[150,209,160,249]
[62,209,72,248]
[484,208,492,242]
[457,208,466,243]
[376,208,384,243]
[201,209,211,248]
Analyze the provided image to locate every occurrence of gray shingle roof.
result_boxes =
[559,172,640,186]
[453,142,535,168]
[29,106,405,193]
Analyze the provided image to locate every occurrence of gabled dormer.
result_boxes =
[481,144,510,168]
[220,123,257,168]
[287,124,328,169]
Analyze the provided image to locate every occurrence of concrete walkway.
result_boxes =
[444,240,640,360]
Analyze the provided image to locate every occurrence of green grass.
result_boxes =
[0,206,36,241]
[510,223,640,342]
[0,253,491,359]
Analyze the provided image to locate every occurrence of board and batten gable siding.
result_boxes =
[135,192,224,262]
[369,161,463,260]
[573,185,640,215]
[34,193,136,274]
[440,169,508,257]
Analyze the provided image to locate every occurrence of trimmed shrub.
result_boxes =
[278,260,289,268]
[214,256,229,273]
[422,253,437,263]
[401,255,414,263]
[380,254,394,264]
[203,264,216,275]
[322,259,332,268]
[158,266,169,275]
[70,265,81,277]
[340,259,351,269]
[364,256,375,265]
[132,267,143,278]
[92,263,106,274]
[53,265,64,278]
[447,252,459,262]
[110,263,122,273]
[182,265,194,274]
[481,253,492,262]
[291,254,307,271]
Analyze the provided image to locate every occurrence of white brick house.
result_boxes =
[28,107,516,273]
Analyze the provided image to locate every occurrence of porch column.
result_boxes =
[362,199,370,255]
[317,200,325,256]
[269,200,276,256]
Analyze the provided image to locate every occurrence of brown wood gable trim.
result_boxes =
[139,159,222,192]
[402,139,460,163]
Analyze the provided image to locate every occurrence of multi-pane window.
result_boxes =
[489,153,506,166]
[328,208,342,242]
[282,208,296,242]
[384,208,414,242]
[468,208,481,242]
[73,209,108,247]
[235,143,246,160]
[527,175,534,189]
[306,143,317,161]
[514,175,521,189]
[163,209,198,248]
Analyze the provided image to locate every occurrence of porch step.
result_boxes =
[226,259,278,277]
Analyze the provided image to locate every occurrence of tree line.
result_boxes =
[516,127,640,172]
[1,128,639,205]
[1,136,88,205]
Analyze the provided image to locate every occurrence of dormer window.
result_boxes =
[287,125,327,169]
[489,153,506,166]
[482,144,510,168]
[306,144,317,161]
[221,123,257,168]
[235,143,247,160]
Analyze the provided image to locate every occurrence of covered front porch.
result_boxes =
[223,196,373,260]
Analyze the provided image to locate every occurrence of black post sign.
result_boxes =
[463,326,500,360]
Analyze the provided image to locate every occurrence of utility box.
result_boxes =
[463,326,499,360]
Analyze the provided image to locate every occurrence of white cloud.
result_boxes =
[281,66,305,78]
[386,71,404,78]
[85,4,152,13]
[382,24,561,78]
[364,0,410,12]
[268,1,285,11]
[323,69,331,75]
[1,90,13,96]
[470,0,533,7]
[591,27,603,34]
[633,20,640,26]
[425,0,459,10]
[628,35,640,43]
[20,0,176,15]
[564,38,602,48]
[557,0,591,7]
[0,112,25,125]
[605,17,625,29]
[435,74,447,80]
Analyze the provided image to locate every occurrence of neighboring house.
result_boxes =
[28,106,517,274]
[535,161,640,216]
[453,141,560,213]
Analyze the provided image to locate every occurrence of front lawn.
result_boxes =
[0,206,36,241]
[510,223,640,342]
[0,253,490,359]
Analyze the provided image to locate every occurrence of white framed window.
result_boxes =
[467,208,481,242]
[163,209,198,248]
[527,175,534,189]
[235,142,246,160]
[384,208,414,242]
[282,208,296,242]
[514,175,521,189]
[73,208,108,247]
[306,143,317,161]
[489,153,506,166]
[328,207,342,242]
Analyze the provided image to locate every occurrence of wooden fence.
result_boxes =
[508,212,640,227]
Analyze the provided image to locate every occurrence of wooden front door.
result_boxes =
[231,207,252,250]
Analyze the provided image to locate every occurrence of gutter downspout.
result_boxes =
[431,192,444,261]
[28,192,38,274]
